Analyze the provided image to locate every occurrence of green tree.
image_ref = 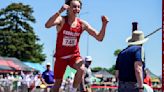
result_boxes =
[91,67,102,72]
[0,3,35,32]
[0,3,46,63]
[107,65,116,75]
[114,49,121,57]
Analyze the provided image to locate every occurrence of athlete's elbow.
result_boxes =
[99,39,103,42]
[45,24,51,28]
[96,35,104,41]
[97,38,103,42]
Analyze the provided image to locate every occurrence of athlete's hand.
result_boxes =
[59,4,70,13]
[101,16,109,24]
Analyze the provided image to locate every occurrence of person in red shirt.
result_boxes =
[144,69,152,87]
[45,0,109,91]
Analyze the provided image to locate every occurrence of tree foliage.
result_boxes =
[0,3,35,32]
[0,3,46,63]
[107,65,116,75]
[91,67,102,72]
[91,49,122,75]
[114,49,121,57]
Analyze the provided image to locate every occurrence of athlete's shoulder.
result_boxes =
[78,19,89,25]
[78,19,90,29]
[60,16,67,21]
[80,19,89,28]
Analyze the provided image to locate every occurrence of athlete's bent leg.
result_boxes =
[53,58,67,92]
[51,79,62,92]
[72,59,85,91]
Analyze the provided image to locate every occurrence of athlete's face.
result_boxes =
[68,1,81,16]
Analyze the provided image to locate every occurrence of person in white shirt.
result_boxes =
[7,73,14,92]
[79,56,92,92]
[30,72,44,92]
[21,70,34,92]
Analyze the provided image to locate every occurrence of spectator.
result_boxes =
[79,56,92,92]
[12,72,22,92]
[42,62,55,92]
[144,69,152,87]
[115,30,148,92]
[7,72,14,92]
[0,74,4,92]
[31,72,43,92]
[21,70,34,92]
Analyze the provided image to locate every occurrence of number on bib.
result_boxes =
[62,36,77,46]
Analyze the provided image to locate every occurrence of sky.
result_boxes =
[0,0,162,76]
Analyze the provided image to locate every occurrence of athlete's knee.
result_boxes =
[54,79,62,87]
[76,65,85,74]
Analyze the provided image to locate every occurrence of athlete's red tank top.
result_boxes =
[54,16,83,58]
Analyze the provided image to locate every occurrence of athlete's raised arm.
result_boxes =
[45,4,69,28]
[82,16,109,41]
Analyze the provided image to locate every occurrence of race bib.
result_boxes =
[62,36,77,46]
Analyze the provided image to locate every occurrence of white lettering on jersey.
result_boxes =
[63,30,80,37]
